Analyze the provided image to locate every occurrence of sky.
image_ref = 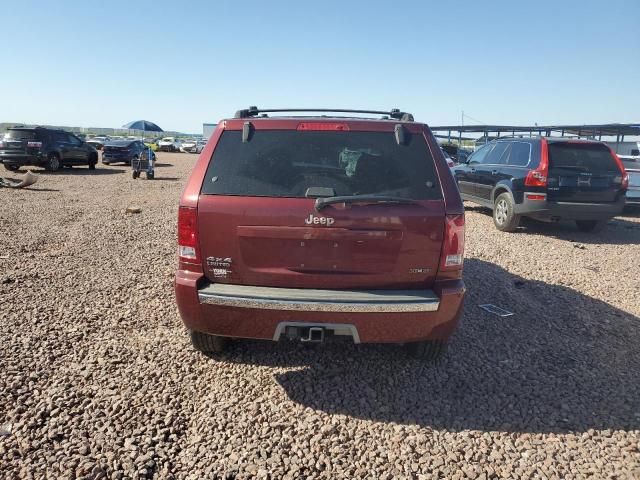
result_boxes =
[1,0,639,134]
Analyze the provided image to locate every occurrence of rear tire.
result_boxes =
[406,340,447,361]
[190,330,227,354]
[576,220,605,232]
[45,153,62,172]
[146,171,154,180]
[132,171,139,179]
[88,153,97,170]
[493,193,520,232]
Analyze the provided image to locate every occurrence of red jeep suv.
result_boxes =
[175,108,466,359]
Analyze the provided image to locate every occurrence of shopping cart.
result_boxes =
[132,146,155,180]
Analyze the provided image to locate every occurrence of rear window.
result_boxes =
[201,130,441,199]
[548,142,619,173]
[5,130,38,140]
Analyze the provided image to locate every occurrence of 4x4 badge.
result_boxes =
[305,214,335,226]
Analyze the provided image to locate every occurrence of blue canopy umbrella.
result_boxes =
[121,120,164,142]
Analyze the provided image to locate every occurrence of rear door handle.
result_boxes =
[491,170,499,175]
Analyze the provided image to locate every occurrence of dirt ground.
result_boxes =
[1,152,639,479]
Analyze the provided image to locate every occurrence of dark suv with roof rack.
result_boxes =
[175,107,466,360]
[0,127,98,171]
[453,137,628,232]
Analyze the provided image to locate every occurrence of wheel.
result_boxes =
[45,153,62,172]
[3,164,19,172]
[493,192,520,232]
[146,171,154,180]
[576,220,605,233]
[406,340,447,361]
[190,330,227,354]
[132,170,139,179]
[88,153,97,170]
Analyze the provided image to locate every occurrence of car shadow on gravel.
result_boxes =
[217,258,640,434]
[24,168,127,175]
[465,205,640,245]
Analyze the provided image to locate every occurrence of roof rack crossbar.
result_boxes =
[234,107,414,121]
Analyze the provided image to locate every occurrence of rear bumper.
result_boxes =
[515,194,625,220]
[102,153,133,162]
[175,271,465,343]
[0,153,43,166]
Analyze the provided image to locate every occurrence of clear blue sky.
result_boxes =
[1,0,638,133]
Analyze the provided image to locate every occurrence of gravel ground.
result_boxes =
[1,153,639,479]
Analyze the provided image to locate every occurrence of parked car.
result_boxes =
[102,139,156,165]
[440,143,471,163]
[158,137,182,152]
[86,136,110,150]
[180,139,207,154]
[608,141,640,207]
[0,127,98,171]
[441,149,456,168]
[452,137,628,232]
[620,157,640,207]
[608,141,640,159]
[175,107,466,360]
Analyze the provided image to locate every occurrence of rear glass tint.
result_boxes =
[201,130,441,199]
[5,130,37,140]
[548,142,619,173]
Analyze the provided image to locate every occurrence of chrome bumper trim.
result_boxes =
[198,284,440,313]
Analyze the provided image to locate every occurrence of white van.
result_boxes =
[608,141,640,158]
[608,141,640,205]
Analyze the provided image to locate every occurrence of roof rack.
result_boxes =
[234,107,414,122]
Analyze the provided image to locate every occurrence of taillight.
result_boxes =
[178,206,199,262]
[608,147,628,190]
[440,214,465,270]
[27,141,43,148]
[525,138,549,187]
[297,123,350,131]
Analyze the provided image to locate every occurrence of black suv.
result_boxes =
[453,137,628,232]
[0,127,99,171]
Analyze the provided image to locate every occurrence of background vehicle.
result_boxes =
[608,141,640,206]
[103,139,156,165]
[176,107,466,360]
[180,139,207,153]
[0,127,98,171]
[440,143,471,163]
[158,137,182,152]
[453,137,628,232]
[86,136,110,150]
[441,149,456,168]
[608,141,640,159]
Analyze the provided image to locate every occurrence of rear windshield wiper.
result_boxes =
[315,195,420,212]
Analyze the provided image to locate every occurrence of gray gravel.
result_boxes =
[1,154,639,479]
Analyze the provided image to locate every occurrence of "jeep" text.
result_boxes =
[304,214,335,226]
